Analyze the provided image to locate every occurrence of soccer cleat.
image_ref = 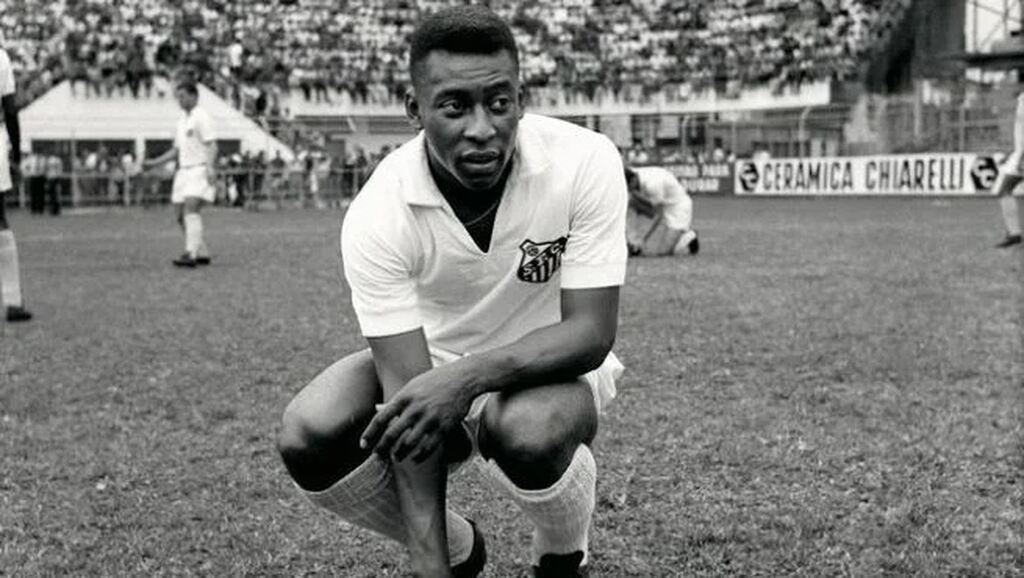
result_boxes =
[688,234,700,255]
[173,253,198,268]
[452,519,487,578]
[995,234,1022,248]
[5,305,32,322]
[195,256,212,266]
[533,551,588,578]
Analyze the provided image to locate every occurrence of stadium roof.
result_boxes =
[20,78,294,159]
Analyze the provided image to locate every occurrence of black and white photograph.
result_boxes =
[1,1,1021,576]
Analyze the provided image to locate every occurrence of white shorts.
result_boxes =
[171,165,215,204]
[0,132,10,192]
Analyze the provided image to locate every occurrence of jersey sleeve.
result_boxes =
[0,50,16,97]
[561,136,628,289]
[196,110,216,143]
[340,179,422,337]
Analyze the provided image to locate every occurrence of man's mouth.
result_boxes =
[461,151,500,167]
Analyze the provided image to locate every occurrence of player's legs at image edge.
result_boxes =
[0,190,31,322]
[993,169,1023,248]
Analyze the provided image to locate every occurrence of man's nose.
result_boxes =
[464,105,497,142]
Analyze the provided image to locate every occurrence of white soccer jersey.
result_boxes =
[175,106,215,168]
[341,114,628,356]
[0,47,14,192]
[634,166,693,231]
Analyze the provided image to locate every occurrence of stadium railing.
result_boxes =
[7,168,373,210]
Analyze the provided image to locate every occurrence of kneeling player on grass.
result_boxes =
[276,7,626,577]
[0,39,31,322]
[625,165,699,257]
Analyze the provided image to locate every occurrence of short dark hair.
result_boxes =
[408,5,519,82]
[176,80,198,96]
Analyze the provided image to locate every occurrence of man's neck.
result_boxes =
[426,152,512,215]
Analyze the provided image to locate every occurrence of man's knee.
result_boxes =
[479,383,597,487]
[278,393,369,466]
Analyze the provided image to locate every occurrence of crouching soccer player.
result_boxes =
[625,165,699,257]
[276,7,626,577]
[0,39,31,322]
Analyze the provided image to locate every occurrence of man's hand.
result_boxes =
[360,365,474,463]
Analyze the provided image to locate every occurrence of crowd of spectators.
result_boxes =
[1,0,914,113]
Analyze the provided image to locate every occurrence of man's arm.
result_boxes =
[366,329,453,578]
[362,285,619,463]
[142,145,177,169]
[2,93,21,187]
[205,140,218,185]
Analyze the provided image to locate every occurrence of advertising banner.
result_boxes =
[663,162,734,195]
[734,153,1001,196]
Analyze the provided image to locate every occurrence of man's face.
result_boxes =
[408,49,523,191]
[175,88,197,111]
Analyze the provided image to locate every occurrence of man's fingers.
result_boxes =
[372,409,416,455]
[410,432,442,463]
[392,417,437,462]
[359,401,403,449]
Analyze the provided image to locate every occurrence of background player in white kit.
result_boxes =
[625,165,700,257]
[990,93,1024,248]
[277,7,626,577]
[142,80,217,267]
[0,36,31,322]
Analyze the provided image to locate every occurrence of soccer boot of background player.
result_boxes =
[671,229,700,256]
[995,233,1022,248]
[5,305,32,322]
[173,253,198,268]
[452,519,487,578]
[533,551,588,578]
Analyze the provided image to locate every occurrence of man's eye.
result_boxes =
[490,97,511,113]
[440,100,464,114]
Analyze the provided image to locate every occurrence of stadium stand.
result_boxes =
[3,0,913,114]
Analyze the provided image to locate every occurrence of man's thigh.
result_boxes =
[997,172,1024,196]
[642,220,684,257]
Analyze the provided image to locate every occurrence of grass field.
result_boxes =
[1,197,1022,577]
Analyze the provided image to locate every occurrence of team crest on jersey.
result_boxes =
[517,236,568,283]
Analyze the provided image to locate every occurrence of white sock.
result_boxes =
[672,229,698,255]
[183,213,203,256]
[301,454,475,565]
[0,230,24,308]
[1001,196,1021,236]
[478,444,596,566]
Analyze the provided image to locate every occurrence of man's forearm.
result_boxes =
[459,314,615,399]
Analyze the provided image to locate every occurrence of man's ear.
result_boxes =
[516,85,526,119]
[405,91,422,129]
